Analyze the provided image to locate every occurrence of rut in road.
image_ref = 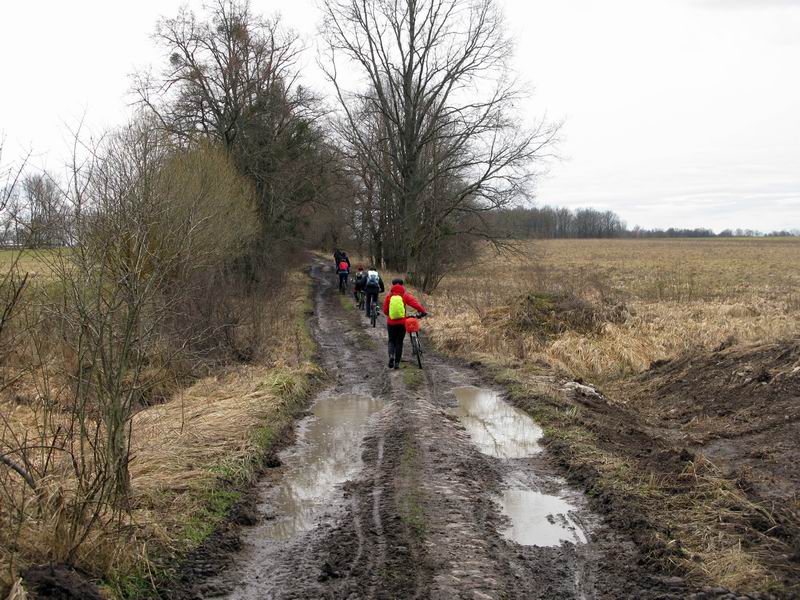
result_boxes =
[184,261,692,600]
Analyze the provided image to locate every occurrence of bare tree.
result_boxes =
[0,139,28,216]
[0,140,31,247]
[136,0,324,242]
[0,113,265,576]
[16,172,68,248]
[321,0,559,290]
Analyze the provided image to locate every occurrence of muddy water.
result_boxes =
[449,386,544,458]
[450,386,586,547]
[252,393,384,540]
[499,487,586,546]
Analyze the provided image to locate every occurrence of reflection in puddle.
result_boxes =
[448,386,586,547]
[257,393,383,540]
[449,386,543,458]
[499,488,586,547]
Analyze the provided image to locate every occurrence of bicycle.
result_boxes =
[405,313,426,369]
[355,289,366,310]
[338,273,349,295]
[368,295,379,327]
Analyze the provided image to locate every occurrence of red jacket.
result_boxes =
[383,284,426,326]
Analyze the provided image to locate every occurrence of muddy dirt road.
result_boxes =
[181,262,715,599]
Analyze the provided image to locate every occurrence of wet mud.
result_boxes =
[22,564,104,600]
[249,392,384,541]
[177,260,730,600]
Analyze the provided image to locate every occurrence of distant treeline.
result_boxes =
[489,206,799,239]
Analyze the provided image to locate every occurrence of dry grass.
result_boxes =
[130,366,315,522]
[0,269,319,598]
[425,238,800,382]
[0,249,62,280]
[667,458,783,590]
[422,238,800,595]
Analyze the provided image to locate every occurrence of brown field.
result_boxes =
[0,249,63,279]
[427,237,800,382]
[423,237,800,595]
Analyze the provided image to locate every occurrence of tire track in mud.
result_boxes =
[367,432,387,598]
[182,260,701,600]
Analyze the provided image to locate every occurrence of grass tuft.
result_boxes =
[402,365,425,388]
[398,432,426,540]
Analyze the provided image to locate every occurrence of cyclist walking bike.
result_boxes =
[383,278,427,369]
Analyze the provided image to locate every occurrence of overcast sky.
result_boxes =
[1,0,798,231]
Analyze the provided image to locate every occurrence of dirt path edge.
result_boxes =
[465,358,790,600]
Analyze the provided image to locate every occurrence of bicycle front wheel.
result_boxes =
[411,334,423,369]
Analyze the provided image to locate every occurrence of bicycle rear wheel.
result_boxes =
[370,300,377,327]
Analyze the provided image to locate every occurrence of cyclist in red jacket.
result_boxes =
[383,278,427,369]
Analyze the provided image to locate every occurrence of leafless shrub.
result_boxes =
[507,291,629,340]
[0,117,261,583]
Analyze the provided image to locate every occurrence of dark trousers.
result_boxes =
[387,324,406,362]
[365,291,379,316]
[338,273,348,289]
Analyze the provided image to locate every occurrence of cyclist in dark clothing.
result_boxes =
[353,265,367,305]
[363,267,385,317]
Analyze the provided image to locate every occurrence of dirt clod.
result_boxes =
[22,565,103,600]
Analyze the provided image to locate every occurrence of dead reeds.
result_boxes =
[424,238,800,382]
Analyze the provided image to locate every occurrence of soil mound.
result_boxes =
[632,339,800,501]
[629,339,800,592]
[21,565,103,600]
[530,340,800,595]
[508,291,629,338]
[638,339,799,437]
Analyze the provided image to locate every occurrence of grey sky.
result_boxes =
[1,0,798,232]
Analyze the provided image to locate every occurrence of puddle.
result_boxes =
[449,386,544,458]
[255,393,384,540]
[449,387,587,547]
[498,488,587,547]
